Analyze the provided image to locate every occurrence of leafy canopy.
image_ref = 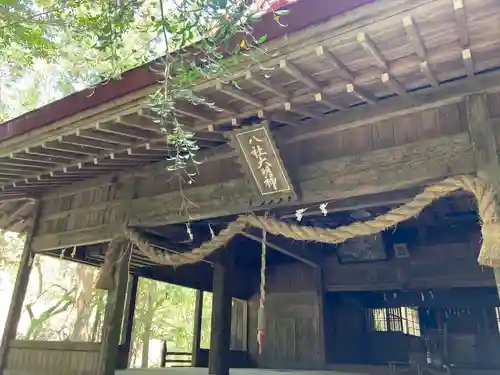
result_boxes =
[1,0,277,174]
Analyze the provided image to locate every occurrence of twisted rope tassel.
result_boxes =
[124,175,500,269]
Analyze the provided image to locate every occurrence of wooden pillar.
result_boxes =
[465,93,500,299]
[191,289,204,367]
[209,251,233,375]
[117,274,138,369]
[0,201,40,375]
[315,268,326,369]
[98,239,131,375]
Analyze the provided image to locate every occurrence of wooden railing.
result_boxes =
[160,341,192,367]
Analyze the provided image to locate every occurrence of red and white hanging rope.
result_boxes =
[257,228,267,355]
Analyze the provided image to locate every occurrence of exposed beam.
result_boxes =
[97,122,157,140]
[315,45,354,82]
[11,153,66,164]
[279,59,321,91]
[314,92,348,111]
[209,101,239,116]
[78,129,134,146]
[381,73,409,99]
[282,71,500,145]
[3,200,33,228]
[117,114,163,134]
[453,0,469,48]
[402,16,426,59]
[245,71,290,99]
[242,231,319,268]
[215,82,264,108]
[0,159,48,169]
[462,48,475,77]
[346,83,378,104]
[257,110,299,127]
[174,104,214,122]
[284,102,321,120]
[29,146,85,159]
[42,141,100,156]
[357,32,388,71]
[420,61,440,88]
[60,135,116,151]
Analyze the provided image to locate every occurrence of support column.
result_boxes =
[0,200,40,375]
[191,289,204,367]
[315,268,326,369]
[209,251,233,375]
[465,93,500,298]
[98,238,131,375]
[117,274,139,369]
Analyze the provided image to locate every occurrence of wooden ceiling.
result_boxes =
[1,0,500,231]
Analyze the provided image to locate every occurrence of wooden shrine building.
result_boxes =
[2,0,500,374]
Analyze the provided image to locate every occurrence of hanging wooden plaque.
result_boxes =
[230,122,295,204]
[337,234,387,263]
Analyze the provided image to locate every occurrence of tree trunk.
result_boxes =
[141,281,157,368]
[72,265,95,340]
[91,292,105,342]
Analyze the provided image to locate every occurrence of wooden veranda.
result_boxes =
[2,0,500,374]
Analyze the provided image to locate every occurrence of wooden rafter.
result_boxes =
[315,45,354,82]
[314,92,348,111]
[284,102,321,120]
[420,61,440,88]
[357,32,388,71]
[216,82,264,108]
[245,71,290,100]
[346,83,378,105]
[381,73,409,99]
[462,48,475,77]
[279,59,321,91]
[453,0,469,48]
[402,16,426,60]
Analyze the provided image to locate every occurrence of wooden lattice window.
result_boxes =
[367,307,420,336]
[401,307,420,336]
[368,308,388,332]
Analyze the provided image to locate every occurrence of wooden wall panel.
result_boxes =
[248,263,324,369]
[323,239,494,292]
[36,181,129,238]
[230,299,248,351]
[281,102,463,168]
[4,340,100,375]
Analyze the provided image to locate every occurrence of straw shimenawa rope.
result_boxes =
[102,175,500,282]
[95,236,130,290]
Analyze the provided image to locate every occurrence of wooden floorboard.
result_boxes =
[117,368,374,375]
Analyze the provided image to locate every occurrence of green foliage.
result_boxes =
[1,0,282,176]
[0,233,213,368]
